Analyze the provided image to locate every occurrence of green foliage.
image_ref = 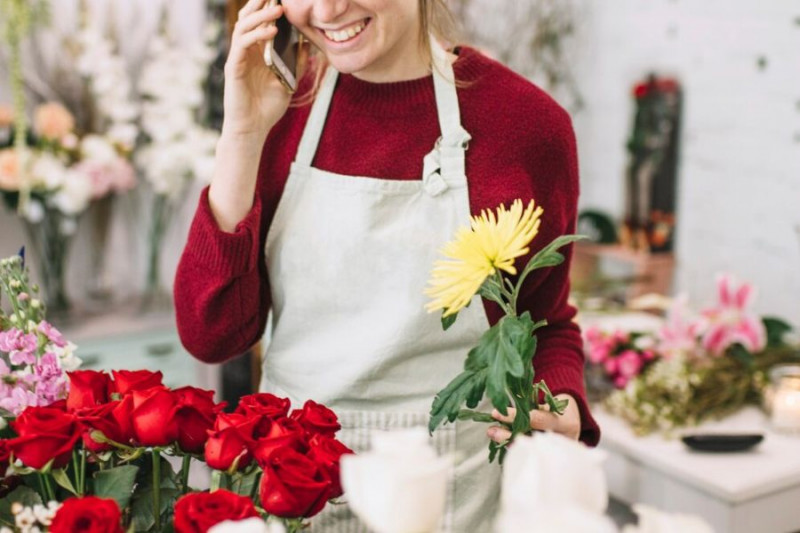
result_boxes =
[94,465,140,511]
[0,485,42,527]
[763,317,793,348]
[130,455,179,533]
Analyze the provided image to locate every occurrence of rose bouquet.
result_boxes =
[0,372,352,533]
[425,199,585,463]
[603,274,800,435]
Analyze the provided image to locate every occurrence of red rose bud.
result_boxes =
[252,417,308,466]
[50,496,123,533]
[235,393,291,420]
[8,406,82,469]
[67,370,112,411]
[75,402,129,453]
[307,434,354,499]
[131,386,178,447]
[173,489,260,533]
[259,447,332,518]
[204,413,258,471]
[172,387,223,454]
[111,369,163,395]
[290,400,341,438]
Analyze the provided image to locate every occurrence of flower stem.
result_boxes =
[180,455,191,494]
[39,473,55,502]
[79,447,86,495]
[152,449,162,532]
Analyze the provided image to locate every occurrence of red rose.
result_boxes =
[50,496,123,533]
[66,370,112,411]
[131,386,178,446]
[235,393,291,420]
[75,398,134,453]
[204,413,257,471]
[290,400,341,437]
[259,447,332,518]
[252,417,308,466]
[633,83,649,99]
[307,434,354,499]
[174,489,260,533]
[111,369,163,395]
[8,406,82,469]
[173,387,224,454]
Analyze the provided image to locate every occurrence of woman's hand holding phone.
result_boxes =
[210,0,290,232]
[223,0,292,139]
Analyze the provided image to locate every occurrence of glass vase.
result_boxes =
[22,208,75,321]
[141,193,173,313]
[85,195,115,303]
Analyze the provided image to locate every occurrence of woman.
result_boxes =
[175,0,600,530]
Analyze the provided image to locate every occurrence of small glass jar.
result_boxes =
[767,365,800,434]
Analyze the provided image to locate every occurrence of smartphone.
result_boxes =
[263,0,306,93]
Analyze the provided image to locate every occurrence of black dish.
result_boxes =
[681,433,764,453]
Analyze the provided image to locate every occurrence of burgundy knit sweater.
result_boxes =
[174,47,600,445]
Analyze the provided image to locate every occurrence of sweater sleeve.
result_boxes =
[519,110,601,446]
[173,186,271,364]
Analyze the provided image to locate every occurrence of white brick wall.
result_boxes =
[569,1,800,323]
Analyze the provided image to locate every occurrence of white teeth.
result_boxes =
[323,20,366,43]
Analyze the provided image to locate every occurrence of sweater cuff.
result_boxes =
[185,187,262,278]
[537,364,601,447]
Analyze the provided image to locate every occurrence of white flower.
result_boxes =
[50,169,92,215]
[622,504,714,533]
[81,135,117,164]
[501,432,609,516]
[30,153,68,190]
[209,518,286,533]
[23,199,45,223]
[52,342,82,371]
[341,428,451,533]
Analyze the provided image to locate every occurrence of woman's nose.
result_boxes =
[312,0,350,24]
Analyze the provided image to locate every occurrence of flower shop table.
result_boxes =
[594,406,800,533]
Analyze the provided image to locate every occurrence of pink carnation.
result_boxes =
[38,321,67,348]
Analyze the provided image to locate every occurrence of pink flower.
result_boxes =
[584,327,612,363]
[74,158,136,200]
[0,329,39,366]
[701,274,767,356]
[657,295,703,359]
[38,321,67,348]
[613,375,629,389]
[617,350,644,378]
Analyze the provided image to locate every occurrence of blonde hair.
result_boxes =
[294,0,462,106]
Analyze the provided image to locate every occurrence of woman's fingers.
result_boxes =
[238,0,269,20]
[233,3,282,38]
[237,24,278,50]
[487,425,512,444]
[490,407,559,431]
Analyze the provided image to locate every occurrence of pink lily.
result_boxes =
[657,294,703,360]
[700,274,766,357]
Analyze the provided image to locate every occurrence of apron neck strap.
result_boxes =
[294,38,470,170]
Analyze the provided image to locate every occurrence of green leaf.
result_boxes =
[465,324,501,371]
[456,409,496,423]
[94,465,139,511]
[231,468,261,497]
[51,468,78,496]
[525,234,587,272]
[441,312,458,331]
[130,487,180,533]
[0,485,42,527]
[429,369,488,433]
[763,317,793,347]
[728,344,755,369]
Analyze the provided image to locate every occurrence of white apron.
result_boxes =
[262,42,500,532]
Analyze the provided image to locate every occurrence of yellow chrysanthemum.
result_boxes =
[425,199,543,317]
